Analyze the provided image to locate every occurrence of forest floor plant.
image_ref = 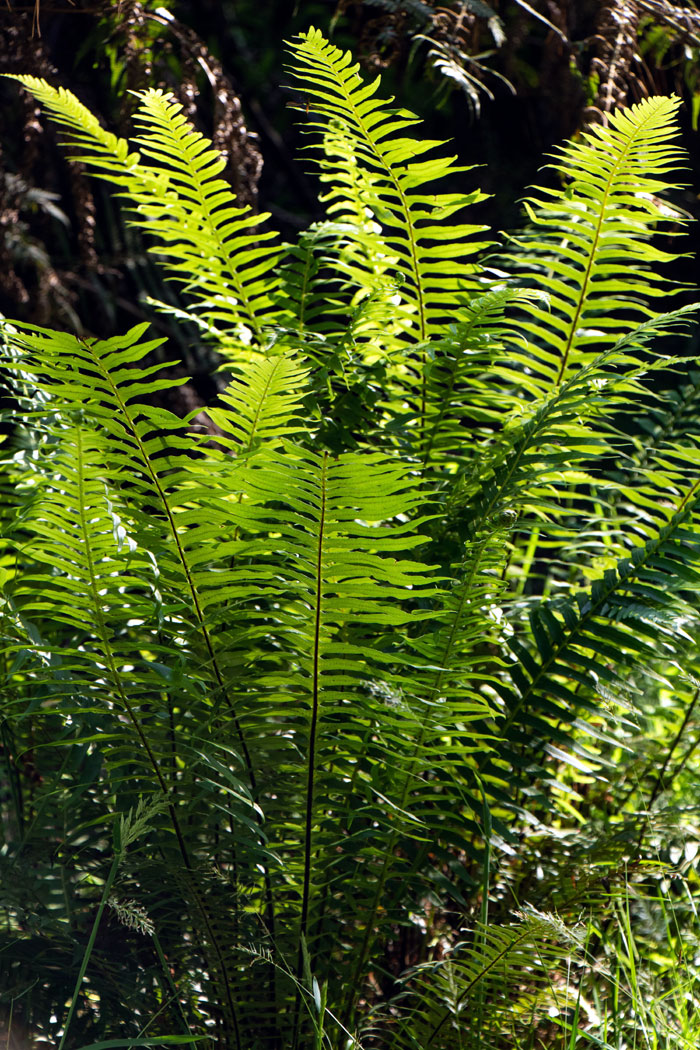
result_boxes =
[2,25,700,1050]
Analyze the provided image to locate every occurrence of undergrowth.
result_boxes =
[1,27,700,1050]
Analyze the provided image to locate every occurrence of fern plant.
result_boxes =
[1,26,700,1050]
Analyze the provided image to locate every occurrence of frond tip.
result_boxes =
[4,76,286,355]
[506,93,687,386]
[287,27,492,343]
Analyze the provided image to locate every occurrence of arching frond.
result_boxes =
[4,77,287,356]
[372,909,579,1050]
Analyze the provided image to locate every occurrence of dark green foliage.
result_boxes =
[1,27,700,1050]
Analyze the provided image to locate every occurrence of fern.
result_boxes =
[2,31,700,1050]
[5,78,286,356]
[372,909,579,1050]
[287,28,494,454]
[287,29,492,339]
[502,94,688,386]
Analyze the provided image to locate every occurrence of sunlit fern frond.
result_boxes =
[479,439,700,825]
[502,94,688,389]
[287,28,493,344]
[4,77,287,358]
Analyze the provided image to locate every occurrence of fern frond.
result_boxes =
[4,77,286,356]
[481,447,700,825]
[225,446,437,842]
[417,287,548,476]
[129,89,287,349]
[1,322,300,800]
[206,352,311,454]
[446,318,676,537]
[5,428,167,790]
[315,122,417,352]
[286,28,492,408]
[276,221,350,341]
[504,94,687,387]
[372,909,579,1050]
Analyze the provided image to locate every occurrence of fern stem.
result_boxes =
[72,428,244,1050]
[553,118,636,384]
[57,852,121,1050]
[293,450,328,1050]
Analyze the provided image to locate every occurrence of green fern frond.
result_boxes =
[315,122,417,352]
[2,322,274,795]
[206,352,311,454]
[287,28,492,344]
[372,909,579,1049]
[417,287,547,476]
[276,221,350,340]
[4,77,286,356]
[129,89,287,349]
[504,94,688,387]
[481,450,700,820]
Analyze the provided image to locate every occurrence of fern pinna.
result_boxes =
[1,27,699,1050]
